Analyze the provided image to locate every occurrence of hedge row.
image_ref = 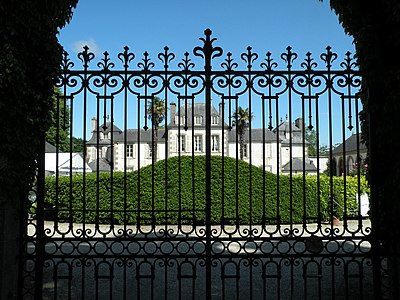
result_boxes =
[44,156,369,225]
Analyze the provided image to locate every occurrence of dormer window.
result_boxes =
[194,115,203,125]
[175,116,185,125]
[212,116,218,125]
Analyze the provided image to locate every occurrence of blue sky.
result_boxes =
[58,0,359,146]
[60,0,354,58]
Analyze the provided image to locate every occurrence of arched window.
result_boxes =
[347,156,354,174]
[331,158,337,176]
[338,158,344,176]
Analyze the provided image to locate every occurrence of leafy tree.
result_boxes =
[147,97,166,164]
[305,128,317,157]
[0,1,78,297]
[45,88,86,153]
[45,88,70,151]
[322,0,400,244]
[71,137,85,153]
[319,145,329,156]
[233,107,254,160]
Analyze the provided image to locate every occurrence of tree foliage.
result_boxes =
[44,156,368,225]
[233,107,253,160]
[324,0,400,239]
[45,88,85,153]
[45,88,70,152]
[305,128,317,157]
[147,97,166,163]
[0,1,79,199]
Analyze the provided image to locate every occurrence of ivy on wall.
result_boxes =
[326,0,400,237]
[0,1,78,200]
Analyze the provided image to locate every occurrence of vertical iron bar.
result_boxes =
[262,96,266,227]
[34,134,45,300]
[301,95,306,227]
[315,96,321,228]
[163,59,169,241]
[193,28,222,300]
[82,56,88,300]
[341,95,347,218]
[221,96,226,224]
[96,96,100,233]
[55,93,60,233]
[110,93,115,232]
[368,88,383,299]
[204,32,213,300]
[275,96,280,228]
[247,60,253,243]
[137,94,141,227]
[178,96,182,228]
[69,95,73,231]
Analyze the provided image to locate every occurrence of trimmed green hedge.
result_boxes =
[44,156,369,225]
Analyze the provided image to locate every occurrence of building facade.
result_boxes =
[331,133,367,176]
[86,103,317,174]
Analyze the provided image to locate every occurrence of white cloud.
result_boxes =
[72,38,101,56]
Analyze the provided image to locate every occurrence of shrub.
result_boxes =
[44,156,369,225]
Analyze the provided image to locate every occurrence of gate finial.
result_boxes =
[193,29,223,70]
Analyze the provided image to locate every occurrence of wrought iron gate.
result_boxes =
[20,29,385,299]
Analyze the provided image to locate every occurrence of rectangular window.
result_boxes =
[126,145,133,158]
[194,115,203,125]
[212,116,218,125]
[148,144,153,158]
[194,135,202,152]
[211,135,219,152]
[177,135,186,152]
[101,147,107,158]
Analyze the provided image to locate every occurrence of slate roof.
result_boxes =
[275,121,302,134]
[88,158,112,172]
[332,134,367,155]
[45,142,59,153]
[273,119,304,145]
[170,103,224,127]
[87,122,123,145]
[92,122,123,134]
[121,129,166,143]
[228,128,277,142]
[282,157,318,172]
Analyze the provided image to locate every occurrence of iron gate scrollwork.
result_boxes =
[20,29,385,299]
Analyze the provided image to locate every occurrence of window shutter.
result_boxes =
[266,144,271,158]
[170,134,177,153]
[185,136,190,153]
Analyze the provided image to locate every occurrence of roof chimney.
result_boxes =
[295,117,303,131]
[170,102,176,124]
[219,102,223,118]
[91,117,97,133]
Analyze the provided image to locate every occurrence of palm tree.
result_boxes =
[147,97,166,164]
[232,106,253,160]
